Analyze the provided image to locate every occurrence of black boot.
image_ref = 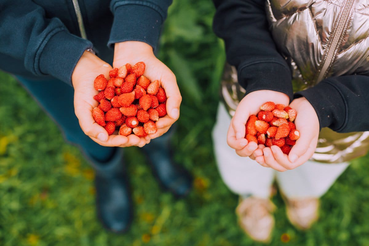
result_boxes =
[85,148,133,233]
[142,129,193,198]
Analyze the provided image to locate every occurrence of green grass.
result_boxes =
[1,0,369,245]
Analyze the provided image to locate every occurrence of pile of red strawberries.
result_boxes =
[245,101,300,154]
[92,62,167,137]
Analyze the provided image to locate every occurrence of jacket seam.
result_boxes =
[111,1,165,21]
[238,59,291,74]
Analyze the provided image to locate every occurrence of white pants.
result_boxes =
[212,103,349,199]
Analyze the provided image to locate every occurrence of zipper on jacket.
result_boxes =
[316,0,355,83]
[71,0,87,39]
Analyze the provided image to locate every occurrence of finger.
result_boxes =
[148,126,170,139]
[255,156,268,167]
[156,116,175,129]
[160,79,181,120]
[227,124,248,150]
[270,145,293,170]
[90,134,129,147]
[263,147,287,172]
[288,132,316,163]
[235,141,258,157]
[231,115,248,140]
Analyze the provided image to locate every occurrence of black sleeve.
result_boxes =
[295,75,369,132]
[0,0,93,84]
[212,0,293,100]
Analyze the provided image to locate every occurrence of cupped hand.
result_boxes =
[227,90,290,160]
[72,50,148,148]
[113,41,181,141]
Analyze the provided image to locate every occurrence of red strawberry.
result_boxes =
[258,111,274,122]
[119,104,138,117]
[115,116,126,127]
[137,75,151,90]
[289,130,300,140]
[272,109,289,119]
[272,138,285,147]
[246,134,258,143]
[92,107,106,126]
[156,104,167,117]
[260,101,275,111]
[94,74,107,91]
[156,87,167,103]
[115,87,122,96]
[121,74,137,93]
[286,107,297,122]
[151,95,159,108]
[281,145,292,154]
[139,94,152,111]
[109,68,118,78]
[257,134,266,145]
[271,118,288,127]
[265,138,273,147]
[104,122,116,135]
[118,91,135,107]
[105,108,122,122]
[134,85,146,99]
[104,87,115,100]
[144,121,157,135]
[266,126,278,138]
[285,137,296,146]
[133,126,147,137]
[106,78,115,88]
[111,96,121,108]
[148,109,159,121]
[275,104,286,110]
[125,63,132,74]
[98,99,112,112]
[147,80,160,95]
[275,123,290,140]
[113,77,124,87]
[137,109,150,123]
[93,91,105,101]
[255,120,269,134]
[288,121,296,130]
[246,115,257,135]
[132,62,145,77]
[125,116,139,128]
[118,64,128,78]
[119,124,132,136]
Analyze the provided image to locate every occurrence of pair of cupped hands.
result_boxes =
[228,90,320,172]
[71,41,181,148]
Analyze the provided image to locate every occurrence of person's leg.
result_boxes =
[212,103,276,243]
[16,76,132,233]
[276,160,349,230]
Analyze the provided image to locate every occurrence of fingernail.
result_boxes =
[239,139,248,146]
[171,108,179,119]
[289,154,298,162]
[98,133,108,142]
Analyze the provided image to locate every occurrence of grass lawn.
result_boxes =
[1,0,369,245]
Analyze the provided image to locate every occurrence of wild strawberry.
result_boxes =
[271,118,288,126]
[106,78,115,88]
[137,75,151,90]
[137,109,150,123]
[147,80,160,95]
[272,138,285,147]
[286,107,297,122]
[156,87,167,103]
[144,121,157,135]
[94,74,107,91]
[105,108,122,122]
[258,111,274,122]
[281,145,292,154]
[118,91,135,107]
[255,120,269,134]
[104,87,115,100]
[246,115,257,135]
[134,85,146,99]
[148,109,159,121]
[156,104,167,117]
[92,107,106,126]
[288,121,296,130]
[115,116,126,127]
[132,62,145,77]
[119,124,132,136]
[285,137,296,146]
[113,77,124,87]
[115,87,122,96]
[246,134,258,143]
[119,104,138,117]
[104,122,116,135]
[118,64,128,78]
[151,95,159,108]
[125,116,139,128]
[99,99,112,112]
[139,94,152,111]
[111,96,121,108]
[93,91,105,101]
[257,134,266,145]
[289,130,300,140]
[125,63,132,74]
[121,74,137,93]
[272,109,289,119]
[275,123,290,140]
[265,138,273,147]
[266,126,278,138]
[133,126,147,137]
[260,101,275,111]
[275,104,286,110]
[109,68,118,78]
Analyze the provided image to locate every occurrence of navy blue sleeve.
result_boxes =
[212,0,293,100]
[0,0,92,84]
[108,0,173,51]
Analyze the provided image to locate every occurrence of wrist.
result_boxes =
[114,41,154,57]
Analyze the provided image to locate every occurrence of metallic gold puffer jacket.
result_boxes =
[221,0,369,163]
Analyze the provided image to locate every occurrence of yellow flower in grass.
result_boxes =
[281,233,291,243]
[140,212,155,223]
[63,152,81,176]
[193,176,209,192]
[26,234,40,245]
[142,233,151,243]
[82,169,95,180]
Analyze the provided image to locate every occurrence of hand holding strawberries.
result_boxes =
[113,41,181,140]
